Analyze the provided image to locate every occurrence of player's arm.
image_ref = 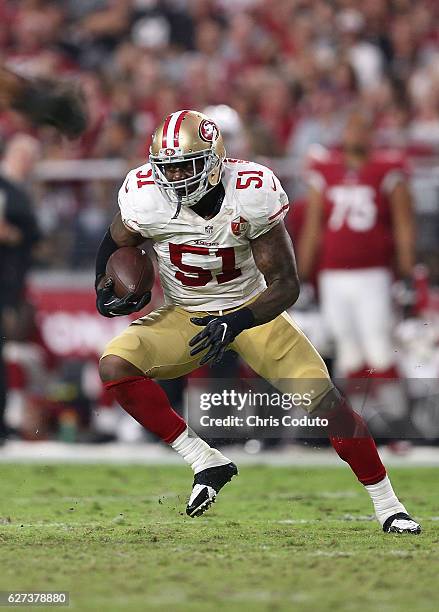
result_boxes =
[189,221,300,365]
[0,188,41,246]
[247,221,300,324]
[389,180,417,312]
[95,212,143,289]
[0,66,87,138]
[110,211,145,247]
[95,212,150,317]
[297,185,324,281]
[389,181,415,278]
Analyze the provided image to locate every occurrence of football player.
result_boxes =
[95,110,420,533]
[0,66,87,138]
[298,112,415,380]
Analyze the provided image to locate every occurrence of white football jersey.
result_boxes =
[118,159,290,312]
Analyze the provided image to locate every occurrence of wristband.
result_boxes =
[227,307,255,332]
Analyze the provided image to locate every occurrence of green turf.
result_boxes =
[0,463,437,612]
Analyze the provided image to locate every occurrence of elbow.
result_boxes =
[284,278,300,308]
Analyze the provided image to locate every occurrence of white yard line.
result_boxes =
[308,550,415,558]
[1,441,439,466]
[9,495,176,504]
[1,517,436,528]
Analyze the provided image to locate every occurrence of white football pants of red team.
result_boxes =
[318,267,395,375]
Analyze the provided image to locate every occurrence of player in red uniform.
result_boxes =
[298,112,415,380]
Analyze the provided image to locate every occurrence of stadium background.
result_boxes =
[0,0,439,448]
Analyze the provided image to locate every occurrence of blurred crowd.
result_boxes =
[0,0,437,270]
[0,0,438,160]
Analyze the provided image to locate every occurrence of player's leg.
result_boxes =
[352,268,410,438]
[318,270,365,375]
[311,388,419,532]
[99,305,237,516]
[233,312,420,533]
[353,268,396,373]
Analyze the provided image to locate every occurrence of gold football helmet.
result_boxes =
[149,109,226,211]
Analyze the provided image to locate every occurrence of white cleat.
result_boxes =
[186,462,238,518]
[383,512,421,534]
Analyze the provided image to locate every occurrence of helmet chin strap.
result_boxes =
[172,194,183,219]
[170,179,205,218]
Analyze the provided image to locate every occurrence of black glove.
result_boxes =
[393,277,416,307]
[189,307,255,365]
[13,79,88,139]
[393,276,417,318]
[96,279,151,318]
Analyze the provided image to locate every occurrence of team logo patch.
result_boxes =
[159,146,183,158]
[199,119,218,142]
[231,216,248,236]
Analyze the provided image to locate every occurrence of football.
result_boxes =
[106,246,154,298]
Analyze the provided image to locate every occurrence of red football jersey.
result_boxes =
[308,150,407,270]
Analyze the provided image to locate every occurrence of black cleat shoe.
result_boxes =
[383,512,421,534]
[186,462,238,518]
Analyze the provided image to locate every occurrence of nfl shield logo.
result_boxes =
[231,216,248,236]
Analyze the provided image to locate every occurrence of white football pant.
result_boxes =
[318,268,395,375]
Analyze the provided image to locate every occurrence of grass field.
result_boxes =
[0,463,437,612]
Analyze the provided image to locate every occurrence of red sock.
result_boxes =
[104,376,187,444]
[366,365,400,380]
[325,396,386,486]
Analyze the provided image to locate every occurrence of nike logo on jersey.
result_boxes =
[219,323,228,342]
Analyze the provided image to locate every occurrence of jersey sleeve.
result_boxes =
[245,171,290,240]
[381,161,408,195]
[303,147,334,193]
[117,171,146,235]
[305,166,327,193]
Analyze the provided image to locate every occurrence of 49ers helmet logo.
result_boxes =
[231,216,248,236]
[199,119,218,142]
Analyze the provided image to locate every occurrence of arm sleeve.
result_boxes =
[246,172,290,240]
[118,175,144,234]
[305,168,327,193]
[95,229,119,288]
[381,164,407,195]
